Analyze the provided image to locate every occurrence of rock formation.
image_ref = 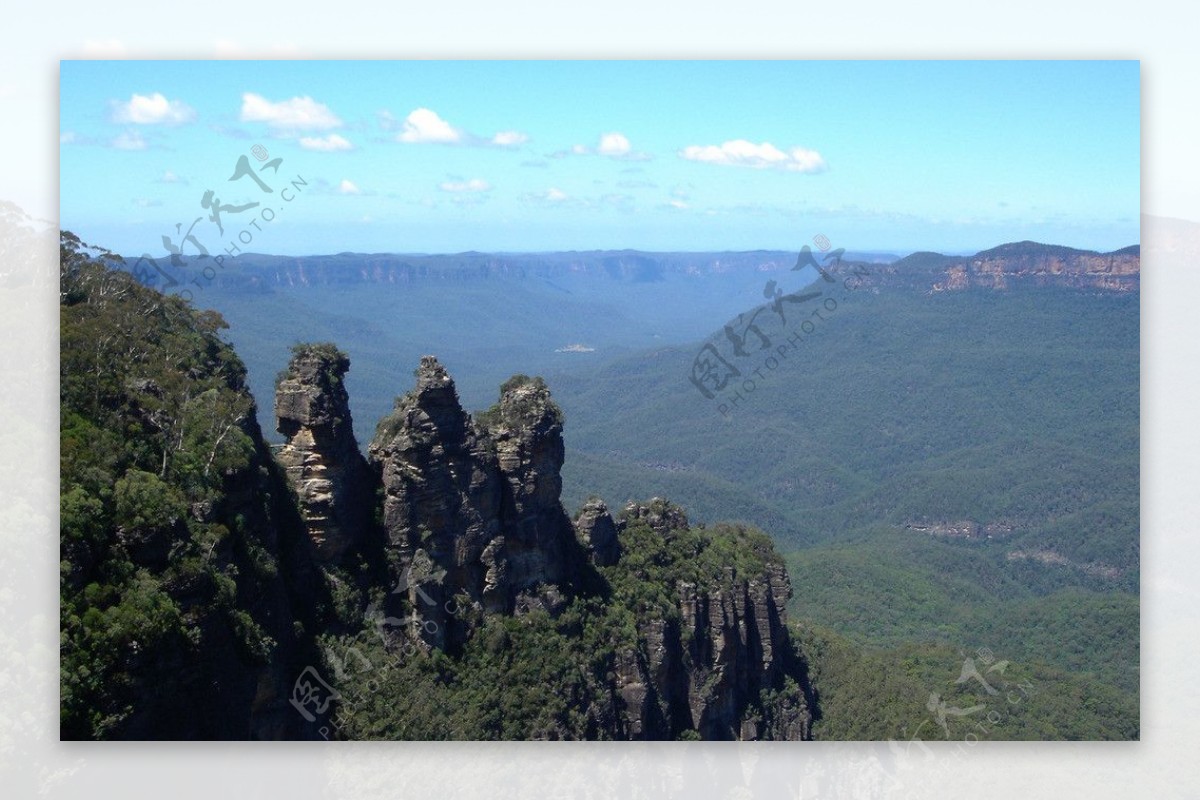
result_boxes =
[366,358,581,649]
[275,352,813,739]
[574,497,621,567]
[605,500,810,740]
[275,343,371,563]
[929,242,1140,293]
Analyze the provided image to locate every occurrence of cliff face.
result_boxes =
[59,246,328,741]
[605,501,810,740]
[574,498,621,567]
[62,235,816,740]
[366,359,581,649]
[354,361,811,739]
[274,345,371,564]
[929,242,1140,293]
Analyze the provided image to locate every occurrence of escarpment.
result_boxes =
[928,242,1140,293]
[277,351,814,739]
[599,500,810,740]
[67,251,816,741]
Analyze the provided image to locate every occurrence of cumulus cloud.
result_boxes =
[679,139,826,173]
[565,132,647,160]
[396,108,463,143]
[338,179,361,195]
[110,92,195,125]
[299,133,354,151]
[390,108,529,148]
[439,178,492,193]
[157,170,187,184]
[110,130,147,150]
[598,132,631,156]
[492,130,529,147]
[240,92,342,130]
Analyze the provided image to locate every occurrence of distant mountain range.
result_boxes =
[126,240,1139,295]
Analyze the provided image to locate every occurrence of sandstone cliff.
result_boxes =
[928,242,1139,293]
[605,500,811,740]
[366,359,584,649]
[275,344,372,564]
[345,358,813,739]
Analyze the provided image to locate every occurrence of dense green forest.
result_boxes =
[63,237,1139,740]
[320,511,810,741]
[59,233,321,738]
[795,623,1138,741]
[549,286,1139,729]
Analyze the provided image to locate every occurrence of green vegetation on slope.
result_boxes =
[59,233,320,739]
[549,284,1138,734]
[320,510,804,740]
[71,242,1138,740]
[796,623,1138,741]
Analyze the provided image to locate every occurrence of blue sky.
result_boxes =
[59,60,1140,256]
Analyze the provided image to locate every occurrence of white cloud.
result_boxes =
[157,170,187,185]
[667,199,689,209]
[110,92,196,125]
[299,133,354,151]
[338,179,361,195]
[240,92,342,130]
[396,108,463,144]
[60,131,76,145]
[111,130,147,150]
[389,108,528,147]
[679,139,827,173]
[492,130,529,147]
[439,179,492,193]
[565,132,647,160]
[598,132,631,156]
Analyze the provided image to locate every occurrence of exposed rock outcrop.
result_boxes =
[275,344,372,563]
[367,358,580,649]
[605,500,811,740]
[270,353,815,739]
[574,497,620,566]
[929,242,1140,293]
